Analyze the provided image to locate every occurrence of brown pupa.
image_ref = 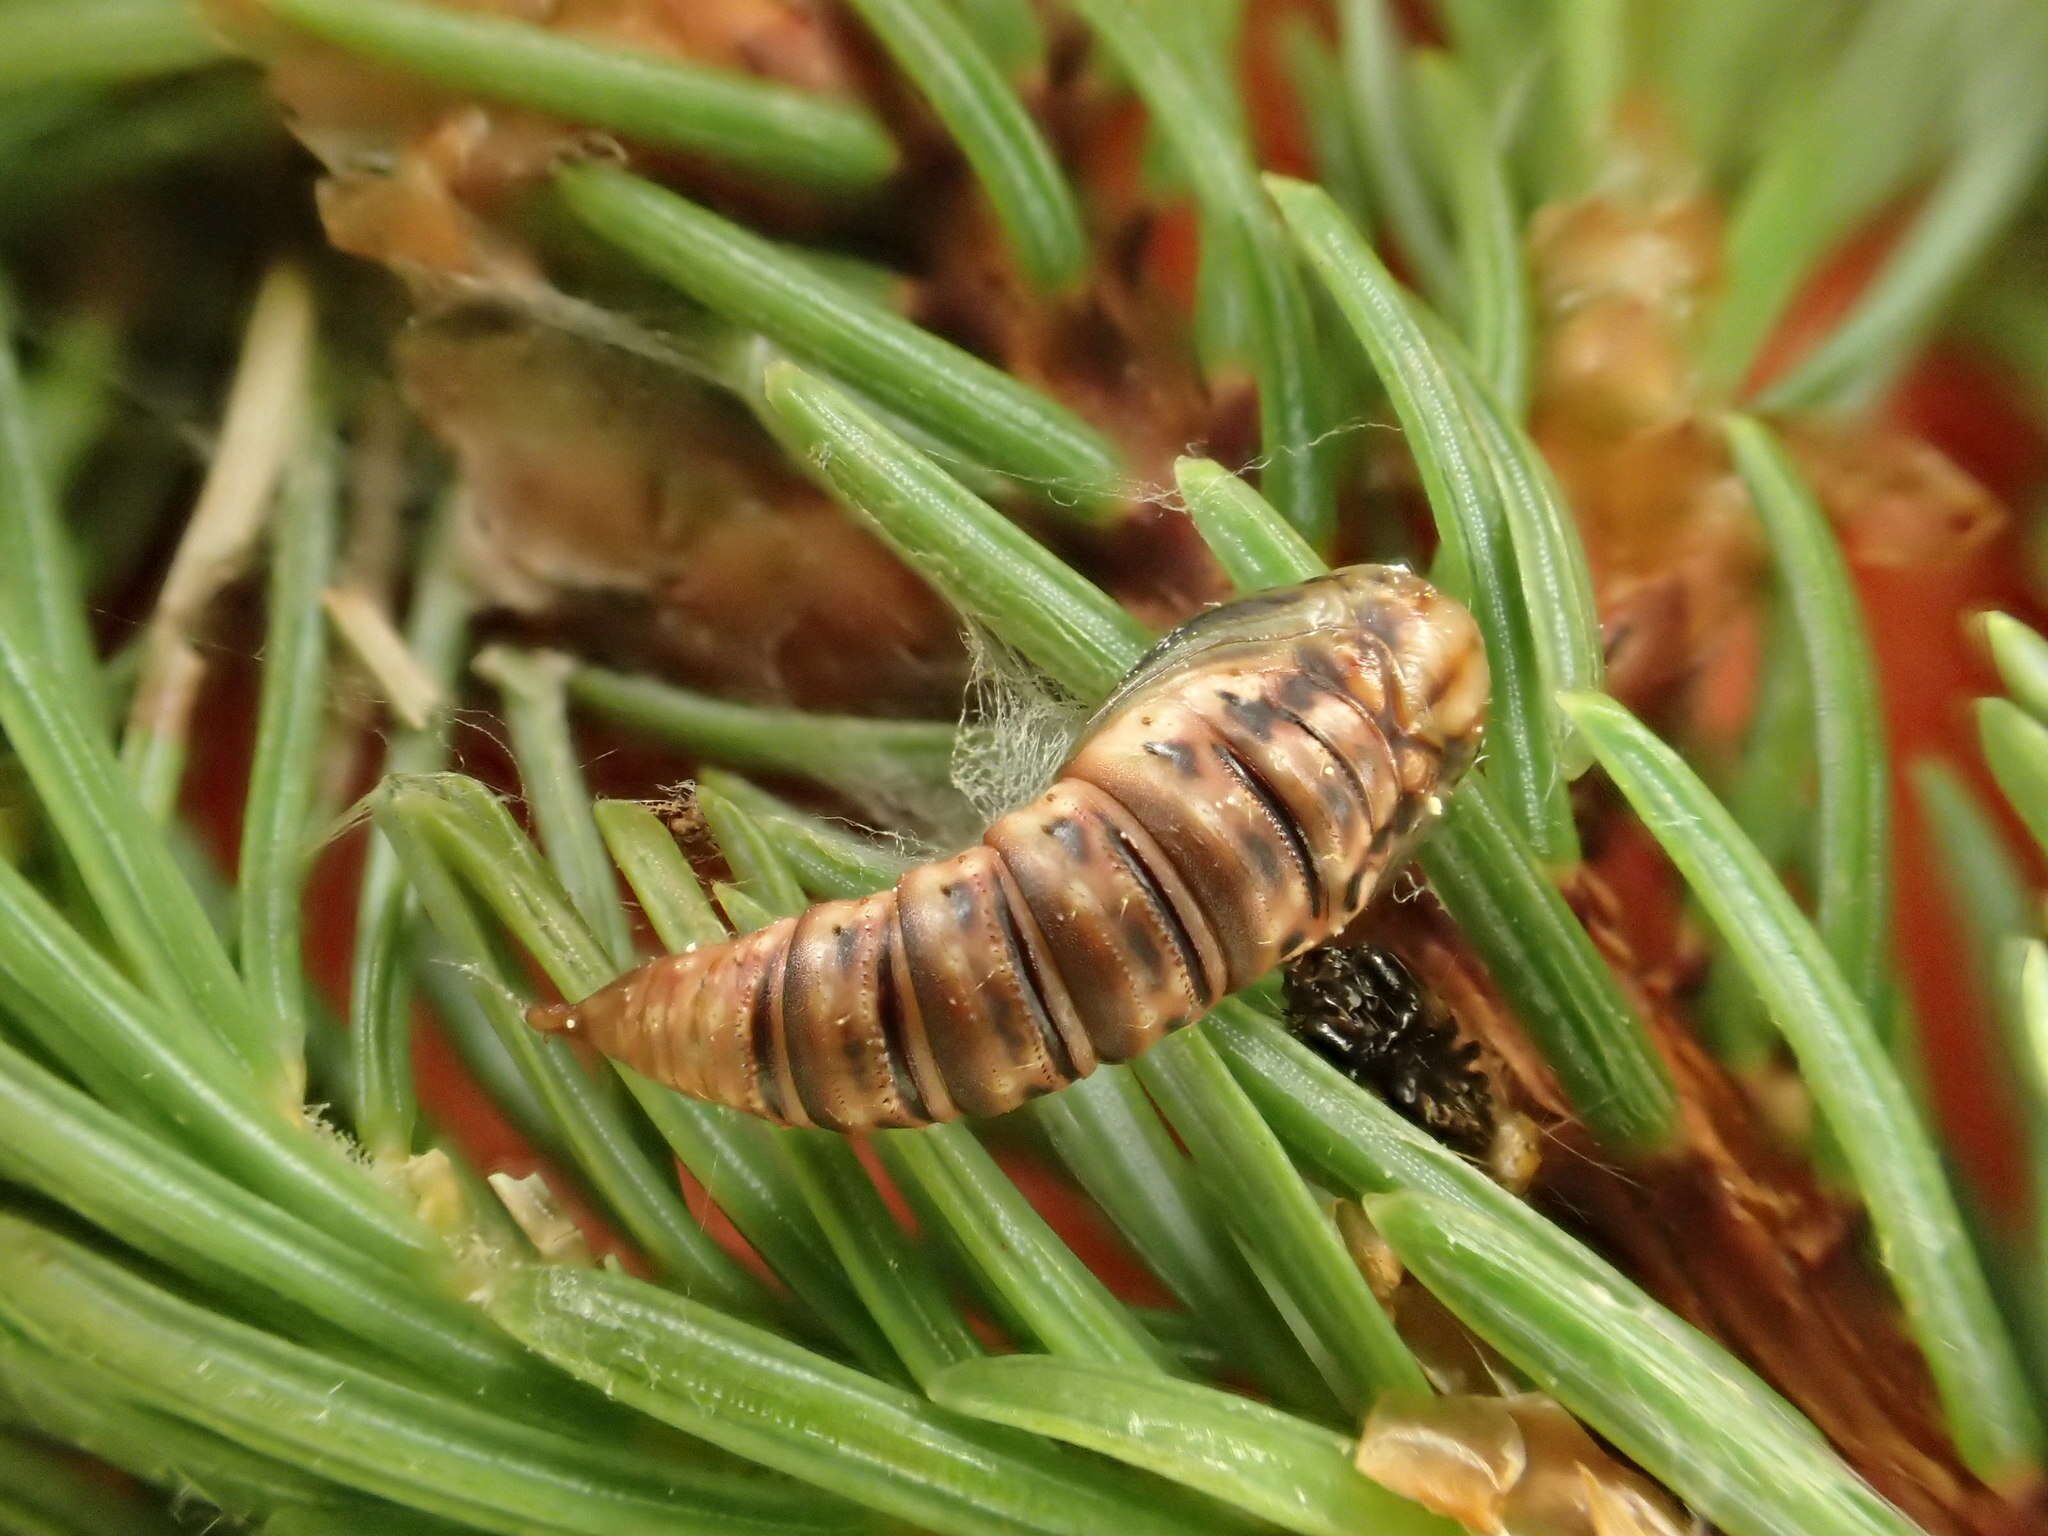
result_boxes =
[529,565,1488,1131]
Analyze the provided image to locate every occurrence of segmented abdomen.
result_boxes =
[529,565,1487,1130]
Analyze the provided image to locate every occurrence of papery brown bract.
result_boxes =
[1358,1391,1692,1536]
[399,307,962,712]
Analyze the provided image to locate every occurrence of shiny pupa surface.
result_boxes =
[530,565,1487,1131]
